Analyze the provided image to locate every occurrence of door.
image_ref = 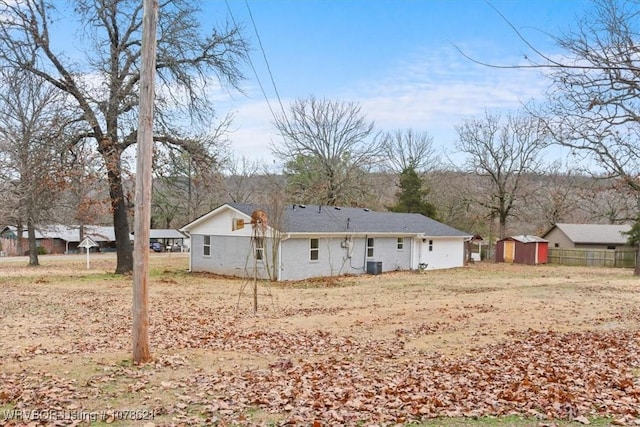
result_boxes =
[504,240,515,263]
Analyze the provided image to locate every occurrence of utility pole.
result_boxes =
[132,0,158,364]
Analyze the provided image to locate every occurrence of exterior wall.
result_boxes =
[415,237,465,270]
[513,242,535,265]
[495,240,505,263]
[279,236,413,281]
[190,233,274,279]
[544,228,575,249]
[0,236,21,256]
[280,237,350,281]
[573,243,632,250]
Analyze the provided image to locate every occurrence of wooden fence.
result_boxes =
[548,248,637,268]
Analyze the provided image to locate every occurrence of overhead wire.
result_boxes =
[223,0,287,123]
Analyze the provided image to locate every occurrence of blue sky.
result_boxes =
[203,0,591,167]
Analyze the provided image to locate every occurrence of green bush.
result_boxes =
[37,246,47,255]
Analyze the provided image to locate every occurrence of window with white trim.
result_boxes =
[428,239,433,252]
[255,237,264,260]
[397,237,404,250]
[310,238,319,261]
[203,235,211,256]
[367,238,374,257]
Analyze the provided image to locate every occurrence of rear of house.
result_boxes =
[182,203,472,281]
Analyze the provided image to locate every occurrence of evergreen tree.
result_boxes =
[390,166,437,218]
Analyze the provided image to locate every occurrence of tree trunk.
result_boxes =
[26,218,39,267]
[635,242,640,276]
[16,223,24,256]
[106,151,134,274]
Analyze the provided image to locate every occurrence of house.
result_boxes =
[0,224,133,255]
[542,223,632,250]
[495,235,548,265]
[180,203,472,281]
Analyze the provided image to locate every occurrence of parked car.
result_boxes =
[149,242,163,252]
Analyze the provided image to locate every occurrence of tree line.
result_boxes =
[1,0,639,274]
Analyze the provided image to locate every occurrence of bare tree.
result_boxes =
[525,162,589,232]
[454,110,549,239]
[381,128,440,173]
[222,155,263,204]
[152,126,231,228]
[0,69,74,265]
[540,0,640,195]
[272,97,383,206]
[0,0,247,273]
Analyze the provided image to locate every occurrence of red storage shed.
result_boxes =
[496,235,548,265]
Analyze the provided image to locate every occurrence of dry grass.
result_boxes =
[1,255,639,426]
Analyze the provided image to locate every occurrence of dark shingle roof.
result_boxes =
[228,203,470,237]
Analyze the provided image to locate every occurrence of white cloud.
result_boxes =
[223,44,554,164]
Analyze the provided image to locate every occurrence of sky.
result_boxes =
[199,0,592,167]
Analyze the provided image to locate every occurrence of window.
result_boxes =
[554,243,559,248]
[397,237,404,250]
[607,245,616,250]
[367,238,374,257]
[203,235,211,256]
[428,239,433,252]
[255,237,264,260]
[310,238,319,261]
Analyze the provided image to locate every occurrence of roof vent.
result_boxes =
[334,207,341,210]
[299,204,306,208]
[363,208,370,212]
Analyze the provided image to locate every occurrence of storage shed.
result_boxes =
[496,235,548,265]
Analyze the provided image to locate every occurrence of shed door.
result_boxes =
[538,242,548,264]
[504,241,515,263]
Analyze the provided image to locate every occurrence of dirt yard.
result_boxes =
[1,254,639,426]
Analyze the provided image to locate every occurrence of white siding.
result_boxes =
[279,236,414,281]
[190,234,272,279]
[414,237,465,270]
[187,208,255,238]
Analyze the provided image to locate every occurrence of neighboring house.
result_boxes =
[180,203,472,281]
[496,235,548,265]
[542,223,632,250]
[0,224,133,255]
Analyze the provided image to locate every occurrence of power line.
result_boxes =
[244,0,287,119]
[223,0,286,123]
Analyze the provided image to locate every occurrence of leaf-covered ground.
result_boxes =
[0,255,639,426]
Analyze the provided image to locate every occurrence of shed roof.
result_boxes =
[503,235,548,244]
[544,223,631,245]
[184,203,471,237]
[149,229,185,239]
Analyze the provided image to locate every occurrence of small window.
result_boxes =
[310,238,319,261]
[367,238,374,257]
[554,243,560,248]
[397,237,404,250]
[607,245,616,250]
[255,237,264,260]
[428,240,433,252]
[203,235,211,256]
